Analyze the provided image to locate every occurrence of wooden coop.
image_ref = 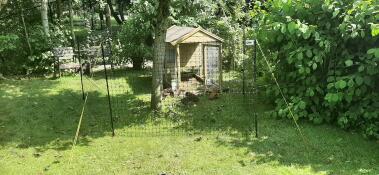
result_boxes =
[164,26,223,95]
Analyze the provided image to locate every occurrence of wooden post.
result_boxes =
[176,44,181,91]
[68,0,76,47]
[219,44,223,93]
[199,43,203,77]
[203,45,207,85]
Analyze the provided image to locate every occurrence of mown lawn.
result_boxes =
[0,70,378,175]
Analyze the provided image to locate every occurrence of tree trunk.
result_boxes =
[118,0,125,21]
[151,0,171,110]
[41,0,50,37]
[56,0,62,19]
[105,4,112,30]
[68,0,76,47]
[20,2,32,55]
[132,59,143,70]
[106,0,123,24]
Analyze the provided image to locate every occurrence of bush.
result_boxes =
[257,0,379,139]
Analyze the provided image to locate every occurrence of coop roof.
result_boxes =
[165,25,223,46]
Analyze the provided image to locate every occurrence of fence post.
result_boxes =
[101,43,115,137]
[77,42,85,100]
[242,26,246,95]
[253,39,258,138]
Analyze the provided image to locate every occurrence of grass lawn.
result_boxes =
[0,70,378,175]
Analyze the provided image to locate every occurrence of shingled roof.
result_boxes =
[165,25,223,46]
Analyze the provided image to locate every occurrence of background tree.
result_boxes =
[41,0,49,37]
[118,16,153,70]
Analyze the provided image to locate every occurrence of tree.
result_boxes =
[41,0,49,37]
[106,0,123,24]
[117,0,131,22]
[118,16,153,70]
[68,0,76,47]
[151,0,170,110]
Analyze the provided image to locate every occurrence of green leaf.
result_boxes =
[288,22,298,34]
[303,31,312,39]
[345,60,353,67]
[305,67,310,74]
[308,89,315,97]
[299,101,306,110]
[281,24,287,34]
[312,63,317,70]
[367,48,379,58]
[306,50,313,58]
[348,79,354,87]
[331,93,339,102]
[332,9,340,18]
[297,52,303,60]
[336,80,347,89]
[371,23,379,36]
[364,76,372,86]
[367,48,376,54]
[355,76,363,86]
[358,65,365,72]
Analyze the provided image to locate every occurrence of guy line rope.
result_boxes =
[256,39,312,150]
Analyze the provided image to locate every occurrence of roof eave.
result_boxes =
[168,27,224,46]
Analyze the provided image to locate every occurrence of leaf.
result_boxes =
[336,80,347,89]
[288,22,298,34]
[308,89,315,97]
[371,23,379,36]
[345,60,353,67]
[281,24,287,34]
[299,101,306,110]
[358,65,365,72]
[367,48,379,58]
[312,63,317,70]
[331,93,339,102]
[364,76,372,86]
[303,31,312,39]
[332,9,340,18]
[367,48,376,54]
[355,76,363,86]
[348,79,354,87]
[297,52,303,60]
[306,50,313,58]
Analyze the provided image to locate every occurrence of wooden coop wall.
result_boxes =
[179,43,202,73]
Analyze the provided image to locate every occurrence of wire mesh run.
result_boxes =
[77,38,261,137]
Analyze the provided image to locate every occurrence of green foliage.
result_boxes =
[118,15,153,70]
[0,34,18,52]
[258,0,379,139]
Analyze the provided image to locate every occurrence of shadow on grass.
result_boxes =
[1,70,378,175]
[0,77,150,151]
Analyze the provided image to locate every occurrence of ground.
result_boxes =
[0,70,378,175]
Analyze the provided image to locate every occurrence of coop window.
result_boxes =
[165,47,176,64]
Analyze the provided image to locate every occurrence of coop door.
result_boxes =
[205,46,220,86]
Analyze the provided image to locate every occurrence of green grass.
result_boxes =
[0,70,378,175]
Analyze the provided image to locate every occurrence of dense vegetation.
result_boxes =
[256,0,379,139]
[0,0,378,138]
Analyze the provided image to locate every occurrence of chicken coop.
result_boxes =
[164,26,223,95]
